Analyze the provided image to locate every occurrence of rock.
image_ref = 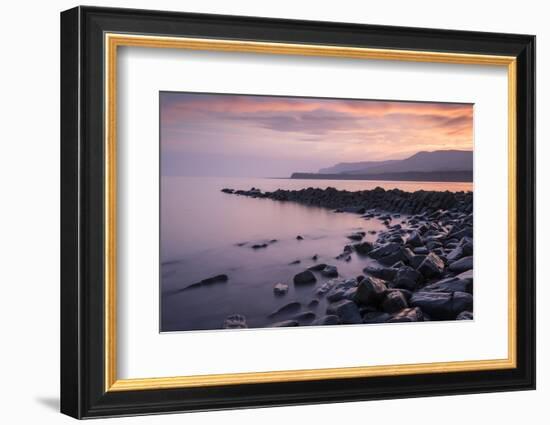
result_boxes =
[409,254,426,269]
[423,275,472,294]
[388,307,424,322]
[363,312,392,323]
[321,265,339,277]
[289,260,301,265]
[391,265,422,291]
[457,269,473,285]
[272,320,299,327]
[460,237,474,256]
[269,239,278,244]
[347,232,365,241]
[308,263,327,271]
[326,288,346,302]
[406,231,424,247]
[446,244,464,262]
[417,252,445,278]
[223,314,247,329]
[182,274,229,291]
[452,291,473,313]
[268,302,301,318]
[293,270,317,285]
[413,246,429,255]
[456,311,474,320]
[353,276,387,306]
[293,311,316,323]
[307,299,320,308]
[381,291,408,313]
[363,263,397,280]
[409,291,471,320]
[353,241,374,255]
[312,315,340,326]
[296,235,304,240]
[312,254,319,261]
[449,256,473,273]
[368,242,402,259]
[221,188,234,194]
[327,299,362,324]
[251,243,268,249]
[273,283,289,295]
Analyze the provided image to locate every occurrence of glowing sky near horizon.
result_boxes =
[160,92,473,177]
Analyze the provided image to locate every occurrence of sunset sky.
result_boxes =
[160,92,473,177]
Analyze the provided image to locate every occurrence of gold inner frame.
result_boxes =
[104,33,517,392]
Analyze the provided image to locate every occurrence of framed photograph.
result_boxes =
[60,6,535,419]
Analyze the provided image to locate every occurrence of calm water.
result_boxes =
[161,177,472,332]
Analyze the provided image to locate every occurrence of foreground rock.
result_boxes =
[273,283,289,295]
[293,270,317,285]
[268,302,301,318]
[327,299,362,324]
[223,314,248,329]
[353,276,387,306]
[181,274,229,291]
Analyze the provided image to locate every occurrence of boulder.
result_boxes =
[406,231,424,247]
[353,241,374,255]
[321,265,339,278]
[223,314,248,329]
[327,299,362,324]
[183,274,229,291]
[362,311,392,324]
[391,265,422,291]
[268,302,301,318]
[292,311,316,324]
[417,252,445,278]
[381,291,408,313]
[353,276,387,306]
[293,270,317,285]
[456,311,474,320]
[347,232,365,241]
[272,320,299,327]
[363,264,397,280]
[308,263,327,271]
[452,291,473,313]
[307,299,320,308]
[273,283,289,295]
[410,292,453,319]
[449,256,473,273]
[312,315,340,326]
[368,242,402,259]
[413,246,429,255]
[388,307,424,322]
[423,275,472,294]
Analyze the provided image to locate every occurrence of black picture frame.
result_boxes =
[60,5,535,419]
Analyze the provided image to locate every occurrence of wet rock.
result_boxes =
[293,270,317,285]
[363,311,392,323]
[307,299,320,308]
[272,320,299,327]
[423,275,472,294]
[413,246,429,255]
[312,254,319,261]
[293,311,316,324]
[312,315,340,326]
[182,274,229,291]
[417,252,445,278]
[452,291,473,313]
[363,263,397,280]
[369,242,402,259]
[326,288,346,302]
[223,314,247,329]
[252,243,268,249]
[406,231,424,247]
[382,291,408,313]
[456,311,474,320]
[289,260,301,265]
[353,276,387,306]
[353,241,374,255]
[391,266,422,291]
[296,235,304,240]
[268,302,301,318]
[410,292,452,319]
[347,231,365,241]
[327,299,362,324]
[221,188,234,194]
[409,254,427,269]
[388,307,424,322]
[273,283,289,295]
[308,263,327,271]
[449,256,473,273]
[321,265,339,278]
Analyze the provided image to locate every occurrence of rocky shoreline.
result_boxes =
[218,186,473,328]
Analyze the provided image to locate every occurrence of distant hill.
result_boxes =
[318,150,473,175]
[291,170,473,182]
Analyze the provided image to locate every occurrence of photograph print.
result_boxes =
[160,92,474,332]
